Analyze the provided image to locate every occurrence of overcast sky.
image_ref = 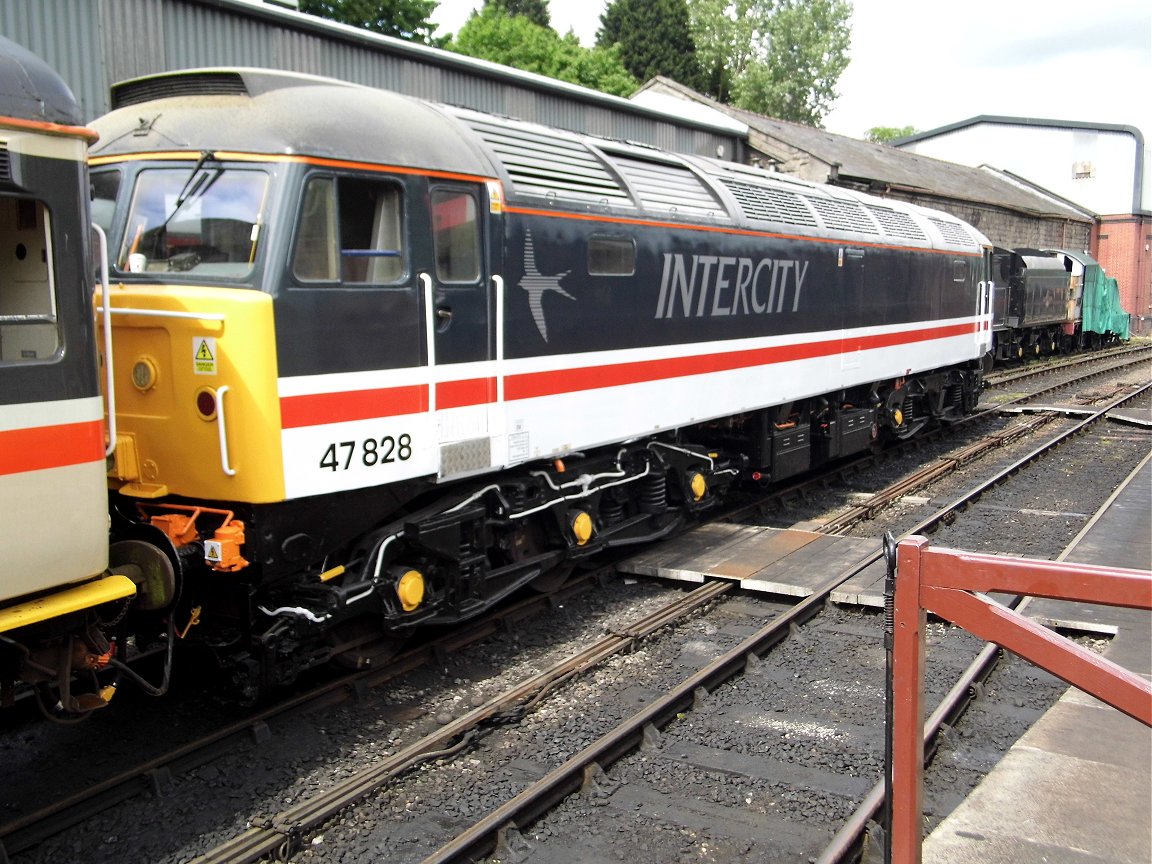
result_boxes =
[429,0,1151,140]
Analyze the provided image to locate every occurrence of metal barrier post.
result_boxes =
[890,536,930,864]
[889,535,1152,864]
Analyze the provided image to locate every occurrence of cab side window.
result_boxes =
[293,175,406,285]
[0,196,58,362]
[431,188,480,283]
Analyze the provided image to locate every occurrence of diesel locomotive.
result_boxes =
[3,62,995,710]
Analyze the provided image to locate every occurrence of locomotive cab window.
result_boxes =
[90,170,121,238]
[0,196,58,362]
[588,235,636,276]
[293,175,406,285]
[116,165,268,277]
[431,188,479,283]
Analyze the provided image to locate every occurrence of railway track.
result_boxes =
[982,343,1151,389]
[3,365,1147,864]
[181,379,1150,864]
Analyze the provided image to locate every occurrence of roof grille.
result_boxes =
[112,72,249,109]
[865,205,927,241]
[929,217,975,246]
[611,155,727,220]
[719,178,818,227]
[802,195,879,234]
[453,110,631,207]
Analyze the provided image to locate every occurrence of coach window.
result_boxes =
[0,196,58,362]
[431,188,480,283]
[292,175,406,285]
[588,235,635,276]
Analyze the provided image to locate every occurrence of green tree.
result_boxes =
[598,0,704,90]
[300,0,442,45]
[451,7,638,97]
[731,0,851,126]
[483,0,551,28]
[688,0,852,126]
[866,125,918,144]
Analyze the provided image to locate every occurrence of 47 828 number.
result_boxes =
[320,434,412,472]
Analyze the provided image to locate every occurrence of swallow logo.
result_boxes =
[518,229,573,342]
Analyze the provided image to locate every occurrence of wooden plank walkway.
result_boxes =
[618,524,883,605]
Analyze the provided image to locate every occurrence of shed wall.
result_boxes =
[0,0,740,160]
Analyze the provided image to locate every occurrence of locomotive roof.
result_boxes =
[92,67,988,254]
[0,36,83,127]
[91,68,493,179]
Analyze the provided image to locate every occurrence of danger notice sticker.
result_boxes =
[194,337,217,375]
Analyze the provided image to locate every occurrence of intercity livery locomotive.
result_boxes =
[0,37,140,713]
[5,63,993,709]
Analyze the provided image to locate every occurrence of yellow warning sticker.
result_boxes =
[194,337,217,375]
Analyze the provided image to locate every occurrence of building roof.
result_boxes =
[632,78,1092,223]
[894,115,1145,147]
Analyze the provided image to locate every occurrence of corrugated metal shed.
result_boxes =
[0,0,745,159]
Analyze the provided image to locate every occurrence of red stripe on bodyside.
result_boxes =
[280,384,428,429]
[436,377,497,410]
[0,421,105,476]
[279,323,977,425]
[506,323,975,401]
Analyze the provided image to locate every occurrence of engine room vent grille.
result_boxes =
[111,72,249,109]
[865,205,928,241]
[0,143,10,185]
[802,195,879,234]
[455,113,632,207]
[719,178,818,228]
[929,217,975,246]
[610,154,728,220]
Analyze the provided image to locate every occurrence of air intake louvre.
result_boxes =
[611,155,727,220]
[454,111,631,207]
[802,195,879,234]
[112,72,249,109]
[865,205,927,241]
[929,217,975,246]
[0,143,10,185]
[719,178,818,227]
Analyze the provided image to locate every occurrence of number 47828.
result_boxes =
[320,434,412,471]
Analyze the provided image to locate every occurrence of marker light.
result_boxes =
[195,387,217,420]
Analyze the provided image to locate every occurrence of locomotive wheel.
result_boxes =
[109,538,177,612]
[529,562,576,593]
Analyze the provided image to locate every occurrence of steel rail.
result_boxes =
[189,580,733,864]
[0,571,606,858]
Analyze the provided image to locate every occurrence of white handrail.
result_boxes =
[95,306,226,322]
[93,224,116,457]
[216,385,236,476]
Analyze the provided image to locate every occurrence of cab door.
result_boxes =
[416,182,496,479]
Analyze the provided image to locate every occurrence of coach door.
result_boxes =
[418,182,496,479]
